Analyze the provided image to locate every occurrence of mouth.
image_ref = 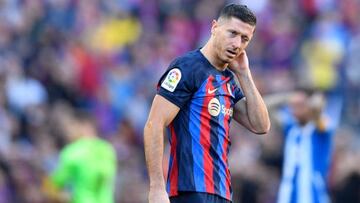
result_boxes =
[226,49,237,57]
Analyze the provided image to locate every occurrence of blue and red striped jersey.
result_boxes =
[157,49,244,201]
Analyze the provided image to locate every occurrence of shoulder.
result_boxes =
[161,50,209,88]
[278,106,297,132]
[222,69,236,82]
[169,50,207,73]
[60,139,84,156]
[172,50,202,65]
[99,139,116,155]
[58,143,78,163]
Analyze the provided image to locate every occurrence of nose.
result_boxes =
[232,36,242,50]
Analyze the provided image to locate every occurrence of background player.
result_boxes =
[47,110,117,203]
[265,89,339,203]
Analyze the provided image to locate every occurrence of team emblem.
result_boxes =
[227,83,234,97]
[161,68,182,92]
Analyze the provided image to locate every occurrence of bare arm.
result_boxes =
[233,98,259,134]
[263,92,296,127]
[230,51,270,134]
[264,92,295,110]
[144,95,180,203]
[264,91,327,131]
[308,92,327,131]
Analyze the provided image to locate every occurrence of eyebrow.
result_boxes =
[228,29,239,33]
[228,29,250,39]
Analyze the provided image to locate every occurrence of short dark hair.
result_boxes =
[295,86,315,97]
[73,109,96,126]
[218,4,257,26]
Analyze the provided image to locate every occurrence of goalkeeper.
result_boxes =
[48,111,117,203]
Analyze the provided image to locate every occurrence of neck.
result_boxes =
[77,128,97,140]
[84,129,97,138]
[200,41,228,71]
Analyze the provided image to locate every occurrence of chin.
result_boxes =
[220,59,231,65]
[220,55,232,63]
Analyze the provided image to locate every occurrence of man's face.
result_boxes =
[289,92,312,124]
[211,17,255,64]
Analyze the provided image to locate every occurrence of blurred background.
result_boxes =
[0,0,359,202]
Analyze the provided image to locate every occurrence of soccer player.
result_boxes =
[50,111,117,203]
[144,4,270,203]
[266,90,337,203]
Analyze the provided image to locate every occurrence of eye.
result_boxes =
[242,36,249,42]
[228,30,237,37]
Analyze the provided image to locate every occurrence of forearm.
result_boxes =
[310,93,324,119]
[234,69,270,133]
[144,120,166,189]
[264,92,295,109]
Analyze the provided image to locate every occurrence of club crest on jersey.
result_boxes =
[227,83,234,97]
[161,68,182,92]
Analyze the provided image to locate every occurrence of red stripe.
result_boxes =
[169,124,178,196]
[221,77,232,199]
[200,76,215,193]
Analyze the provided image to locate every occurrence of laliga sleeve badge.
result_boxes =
[161,68,182,92]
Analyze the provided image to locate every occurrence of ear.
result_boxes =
[211,19,218,35]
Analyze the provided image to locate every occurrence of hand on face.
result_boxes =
[210,17,254,71]
[228,51,249,74]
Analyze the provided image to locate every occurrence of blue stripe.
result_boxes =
[209,122,221,194]
[311,131,331,203]
[312,130,332,179]
[312,184,319,203]
[216,75,227,197]
[291,166,298,203]
[175,112,195,190]
[190,83,206,192]
[166,154,173,193]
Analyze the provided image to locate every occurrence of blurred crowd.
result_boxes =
[0,0,359,202]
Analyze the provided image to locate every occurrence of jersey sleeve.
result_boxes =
[157,60,195,108]
[233,84,245,104]
[102,143,117,182]
[228,74,244,104]
[51,147,73,188]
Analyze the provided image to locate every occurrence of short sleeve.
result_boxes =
[157,62,195,108]
[51,148,73,188]
[232,84,245,104]
[228,74,244,104]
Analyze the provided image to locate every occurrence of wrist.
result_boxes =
[233,68,250,77]
[228,61,250,75]
[150,181,166,190]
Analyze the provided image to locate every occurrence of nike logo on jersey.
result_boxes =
[207,88,218,94]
